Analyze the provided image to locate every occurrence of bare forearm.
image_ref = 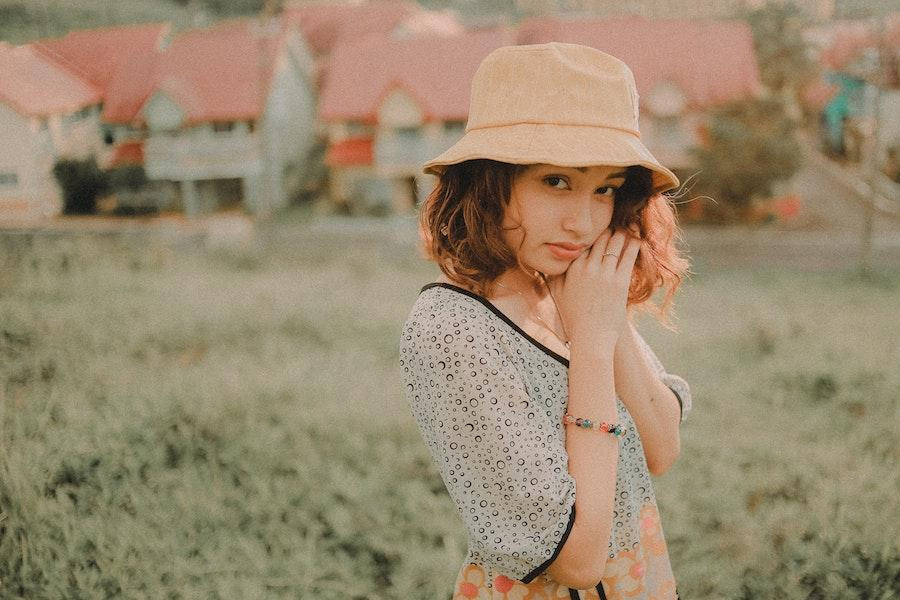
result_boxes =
[613,322,681,475]
[546,340,619,588]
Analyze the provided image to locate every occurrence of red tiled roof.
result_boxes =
[518,16,762,109]
[33,23,170,94]
[282,0,418,55]
[103,18,287,125]
[320,29,509,122]
[102,48,160,124]
[108,141,145,167]
[326,137,373,166]
[0,44,101,117]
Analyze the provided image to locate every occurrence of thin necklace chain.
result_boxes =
[495,275,571,349]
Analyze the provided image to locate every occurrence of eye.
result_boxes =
[596,186,618,197]
[543,175,569,190]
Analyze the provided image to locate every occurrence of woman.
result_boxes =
[399,43,693,600]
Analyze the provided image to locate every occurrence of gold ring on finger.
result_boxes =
[602,252,619,258]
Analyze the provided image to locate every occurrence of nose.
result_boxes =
[561,192,595,236]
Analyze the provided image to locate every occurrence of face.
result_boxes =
[501,164,628,276]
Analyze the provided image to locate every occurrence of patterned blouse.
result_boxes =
[399,282,692,600]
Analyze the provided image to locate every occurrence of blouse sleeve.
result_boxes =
[632,326,693,423]
[400,312,577,583]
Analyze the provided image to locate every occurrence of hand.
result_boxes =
[546,227,642,353]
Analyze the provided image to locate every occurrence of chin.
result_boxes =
[542,263,571,276]
[526,256,570,277]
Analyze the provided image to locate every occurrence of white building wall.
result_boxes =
[144,124,263,182]
[55,105,103,159]
[0,103,72,219]
[259,42,317,213]
[0,103,31,216]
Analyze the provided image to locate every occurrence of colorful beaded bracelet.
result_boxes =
[562,413,626,437]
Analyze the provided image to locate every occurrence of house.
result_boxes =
[0,43,103,219]
[518,16,762,170]
[319,28,511,213]
[100,17,318,217]
[281,0,428,145]
[33,23,172,163]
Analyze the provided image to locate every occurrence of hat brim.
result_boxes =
[423,123,680,194]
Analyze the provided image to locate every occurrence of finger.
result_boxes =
[617,235,641,275]
[585,228,612,262]
[587,228,616,263]
[599,230,628,272]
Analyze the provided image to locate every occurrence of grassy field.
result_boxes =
[0,224,897,599]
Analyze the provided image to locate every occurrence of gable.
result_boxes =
[377,87,424,128]
[141,91,185,131]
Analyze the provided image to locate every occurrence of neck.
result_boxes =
[492,267,570,347]
[492,267,547,300]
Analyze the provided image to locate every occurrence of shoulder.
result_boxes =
[400,283,514,362]
[404,283,495,335]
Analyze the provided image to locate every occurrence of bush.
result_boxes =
[689,96,802,222]
[737,536,900,599]
[52,157,109,215]
[0,3,29,27]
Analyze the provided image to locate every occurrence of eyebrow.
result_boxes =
[572,167,628,180]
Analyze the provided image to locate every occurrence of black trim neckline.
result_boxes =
[420,282,570,368]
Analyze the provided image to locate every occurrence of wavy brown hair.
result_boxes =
[419,159,691,329]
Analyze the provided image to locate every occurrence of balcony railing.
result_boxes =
[144,132,263,181]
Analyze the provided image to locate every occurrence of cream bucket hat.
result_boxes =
[423,42,680,194]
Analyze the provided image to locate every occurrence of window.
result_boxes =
[0,172,19,187]
[212,121,235,133]
[69,105,93,121]
[396,126,419,137]
[346,120,369,136]
[443,120,465,134]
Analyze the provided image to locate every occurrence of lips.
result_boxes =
[549,242,586,251]
[547,243,586,260]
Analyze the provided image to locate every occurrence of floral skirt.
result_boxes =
[451,562,679,600]
[451,503,680,600]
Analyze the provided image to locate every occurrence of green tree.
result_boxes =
[835,0,898,19]
[201,0,266,16]
[689,96,802,222]
[742,1,819,95]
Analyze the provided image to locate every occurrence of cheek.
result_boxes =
[591,203,615,232]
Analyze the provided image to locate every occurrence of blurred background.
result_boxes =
[0,1,898,598]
